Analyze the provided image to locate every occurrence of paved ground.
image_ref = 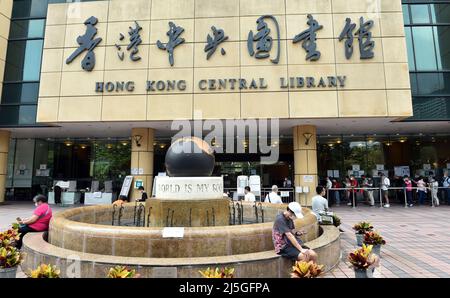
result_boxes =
[1,202,450,278]
[326,204,450,278]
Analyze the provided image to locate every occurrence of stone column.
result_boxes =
[293,125,317,207]
[0,130,11,204]
[130,128,154,201]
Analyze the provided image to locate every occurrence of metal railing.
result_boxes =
[224,187,296,203]
[326,186,449,208]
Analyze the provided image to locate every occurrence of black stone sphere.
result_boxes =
[165,137,215,177]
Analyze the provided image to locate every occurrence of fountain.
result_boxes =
[21,137,341,278]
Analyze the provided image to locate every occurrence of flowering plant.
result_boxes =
[0,246,23,269]
[352,221,373,234]
[199,267,234,278]
[291,261,324,278]
[348,244,380,270]
[29,264,60,278]
[107,266,140,278]
[363,231,386,246]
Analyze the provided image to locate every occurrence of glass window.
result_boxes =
[18,105,37,125]
[411,5,431,24]
[430,4,450,24]
[416,73,442,95]
[433,26,450,70]
[412,26,438,71]
[4,40,43,82]
[405,27,416,71]
[1,83,39,104]
[0,106,19,125]
[410,73,418,95]
[12,0,49,19]
[412,97,450,120]
[9,19,45,39]
[403,5,411,25]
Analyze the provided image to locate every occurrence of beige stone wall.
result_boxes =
[0,0,12,99]
[37,0,412,123]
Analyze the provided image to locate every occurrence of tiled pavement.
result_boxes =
[325,204,450,278]
[1,202,450,278]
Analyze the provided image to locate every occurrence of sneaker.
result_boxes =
[383,204,390,208]
[347,202,352,206]
[409,204,413,207]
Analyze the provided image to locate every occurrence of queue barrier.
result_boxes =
[326,186,449,208]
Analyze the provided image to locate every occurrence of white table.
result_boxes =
[84,192,113,205]
[48,192,81,205]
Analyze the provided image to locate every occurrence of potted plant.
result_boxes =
[28,264,60,278]
[106,266,140,278]
[352,221,373,246]
[348,244,380,278]
[0,227,20,248]
[291,261,324,278]
[363,231,386,257]
[332,214,341,227]
[199,267,234,278]
[0,246,24,278]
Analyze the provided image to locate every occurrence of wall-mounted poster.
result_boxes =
[376,164,385,171]
[333,170,340,178]
[423,164,431,170]
[352,165,360,171]
[394,166,410,177]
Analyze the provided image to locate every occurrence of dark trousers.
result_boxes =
[406,191,413,205]
[17,225,37,249]
[418,191,426,205]
[447,189,450,204]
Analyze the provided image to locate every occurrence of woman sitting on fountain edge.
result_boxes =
[272,202,318,263]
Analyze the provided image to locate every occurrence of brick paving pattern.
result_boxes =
[1,202,450,278]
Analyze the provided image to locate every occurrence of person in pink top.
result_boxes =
[16,195,52,249]
[403,176,413,207]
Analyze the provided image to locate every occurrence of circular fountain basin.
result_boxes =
[22,202,341,277]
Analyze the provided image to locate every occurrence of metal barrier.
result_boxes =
[326,186,449,208]
[224,187,296,204]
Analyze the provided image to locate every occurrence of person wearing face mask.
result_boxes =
[15,195,53,249]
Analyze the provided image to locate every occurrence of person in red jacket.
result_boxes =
[347,175,359,207]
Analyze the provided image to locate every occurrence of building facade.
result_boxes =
[0,0,449,204]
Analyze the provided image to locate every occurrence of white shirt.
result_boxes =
[443,176,450,188]
[244,192,256,202]
[381,177,390,191]
[264,192,283,204]
[326,179,332,189]
[312,195,328,219]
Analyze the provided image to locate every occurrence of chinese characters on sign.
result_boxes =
[157,21,185,66]
[66,14,375,71]
[293,14,323,61]
[66,16,102,71]
[115,21,143,61]
[338,17,375,59]
[204,26,228,60]
[247,15,281,64]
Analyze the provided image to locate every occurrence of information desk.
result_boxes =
[48,192,81,205]
[84,192,114,205]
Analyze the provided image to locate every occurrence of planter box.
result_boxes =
[355,233,364,246]
[354,268,373,278]
[0,267,17,278]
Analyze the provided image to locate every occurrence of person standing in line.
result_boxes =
[404,176,414,207]
[283,177,292,188]
[347,175,359,207]
[429,176,439,207]
[344,176,351,205]
[364,175,375,206]
[244,186,256,202]
[378,172,390,208]
[332,178,341,206]
[443,171,450,205]
[414,176,427,205]
[265,185,283,204]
